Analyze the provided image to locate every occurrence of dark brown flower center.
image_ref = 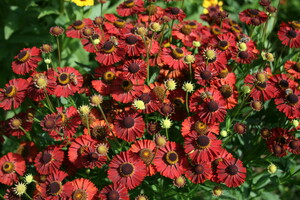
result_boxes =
[279,80,289,88]
[181,25,192,35]
[17,50,30,62]
[114,19,125,28]
[88,152,99,161]
[2,161,15,173]
[170,7,180,15]
[289,140,300,150]
[58,73,70,85]
[73,20,85,30]
[119,163,134,176]
[273,144,283,154]
[73,189,87,200]
[165,151,179,165]
[123,117,135,128]
[287,30,297,38]
[256,82,267,90]
[287,94,298,104]
[194,121,208,134]
[82,27,94,37]
[121,80,133,92]
[238,51,249,59]
[218,40,229,50]
[172,48,184,59]
[226,165,238,175]
[153,86,165,102]
[234,123,246,134]
[45,119,56,129]
[94,17,103,25]
[196,135,211,148]
[124,0,135,8]
[293,62,300,72]
[195,164,204,174]
[161,104,173,115]
[249,9,259,16]
[200,70,212,80]
[207,101,219,112]
[220,85,233,98]
[140,93,151,104]
[139,148,153,163]
[107,190,120,200]
[128,63,140,73]
[49,181,62,195]
[125,35,138,45]
[251,18,261,26]
[42,152,52,164]
[92,126,107,140]
[103,41,115,53]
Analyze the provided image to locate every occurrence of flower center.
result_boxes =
[103,71,115,82]
[119,163,134,177]
[256,73,266,82]
[113,19,126,28]
[124,0,135,8]
[172,48,184,59]
[139,148,153,164]
[140,93,151,104]
[153,86,165,102]
[194,121,208,134]
[45,119,56,129]
[82,27,94,37]
[121,80,133,92]
[292,21,300,29]
[287,94,298,104]
[49,181,62,195]
[128,63,140,73]
[287,30,297,38]
[294,62,300,72]
[289,140,300,150]
[195,164,204,174]
[196,135,211,148]
[123,117,135,128]
[204,49,216,60]
[146,5,157,15]
[92,126,107,140]
[73,20,85,30]
[200,70,212,80]
[161,104,173,115]
[165,151,179,165]
[220,85,233,98]
[218,68,229,78]
[10,118,22,129]
[278,80,289,89]
[189,21,197,28]
[238,51,249,59]
[88,152,99,161]
[273,144,283,155]
[102,41,116,53]
[107,190,120,200]
[181,25,192,35]
[73,189,87,200]
[125,35,138,45]
[226,165,238,175]
[17,50,30,62]
[255,82,267,90]
[212,27,221,35]
[207,101,219,112]
[231,25,242,33]
[2,161,15,173]
[58,73,70,85]
[170,7,180,15]
[42,152,52,164]
[248,9,259,16]
[218,40,229,50]
[5,85,17,97]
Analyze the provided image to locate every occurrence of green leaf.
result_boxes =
[38,7,59,19]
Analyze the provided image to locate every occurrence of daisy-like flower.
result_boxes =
[34,146,64,175]
[274,89,300,119]
[0,152,26,186]
[217,157,247,187]
[108,151,147,190]
[165,7,186,22]
[52,67,84,97]
[71,178,98,200]
[98,184,129,200]
[153,141,187,179]
[84,120,114,141]
[184,132,222,163]
[40,170,74,199]
[11,47,42,75]
[284,60,300,79]
[72,0,94,7]
[278,22,300,48]
[181,116,220,137]
[6,112,33,138]
[185,161,213,184]
[172,22,199,47]
[114,111,145,142]
[0,78,29,110]
[40,113,62,140]
[210,32,236,59]
[121,59,147,81]
[161,45,190,70]
[194,65,218,86]
[80,146,107,169]
[196,47,227,73]
[138,4,165,23]
[117,0,144,17]
[103,14,133,36]
[66,18,94,38]
[239,9,268,26]
[13,182,27,196]
[119,34,145,57]
[92,66,117,96]
[269,74,298,97]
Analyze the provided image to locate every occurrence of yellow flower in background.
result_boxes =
[72,0,94,7]
[202,0,223,14]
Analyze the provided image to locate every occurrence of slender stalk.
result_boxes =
[56,36,61,67]
[25,192,33,200]
[19,126,32,141]
[241,110,253,123]
[85,115,91,136]
[189,63,193,81]
[185,92,189,114]
[89,36,99,52]
[97,104,114,136]
[165,128,169,140]
[43,88,55,113]
[100,3,103,17]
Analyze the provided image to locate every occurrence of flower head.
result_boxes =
[267,163,277,174]
[161,117,173,129]
[165,79,177,91]
[13,182,27,196]
[133,99,146,110]
[72,0,94,6]
[182,82,195,93]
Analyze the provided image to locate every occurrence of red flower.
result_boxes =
[269,73,298,97]
[284,60,300,79]
[129,139,157,176]
[184,132,222,163]
[99,184,129,200]
[95,41,125,66]
[120,59,146,81]
[0,78,29,110]
[153,141,188,179]
[181,116,220,137]
[161,45,189,70]
[278,22,300,48]
[53,67,83,97]
[165,7,186,22]
[119,34,145,57]
[136,86,161,114]
[40,170,74,199]
[71,178,98,200]
[92,66,117,96]
[81,31,105,53]
[6,112,33,138]
[232,49,257,64]
[83,119,114,140]
[194,65,218,86]
[217,157,246,187]
[40,113,63,140]
[108,151,147,190]
[275,89,300,119]
[212,83,238,109]
[172,22,199,47]
[0,152,26,185]
[34,146,64,175]
[287,138,300,155]
[81,146,107,169]
[138,5,164,23]
[210,32,237,59]
[114,111,145,142]
[117,0,145,17]
[103,14,133,36]
[185,161,213,184]
[16,141,38,163]
[11,47,42,75]
[66,19,94,38]
[244,72,277,101]
[239,9,268,26]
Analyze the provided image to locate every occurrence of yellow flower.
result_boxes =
[202,0,223,14]
[72,0,94,7]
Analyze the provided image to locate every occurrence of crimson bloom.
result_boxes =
[96,40,125,66]
[11,46,42,75]
[274,89,300,119]
[278,22,300,48]
[119,34,145,57]
[0,152,26,185]
[185,161,213,184]
[181,116,220,137]
[108,151,147,190]
[153,141,188,179]
[172,21,199,47]
[165,7,186,22]
[71,178,98,200]
[116,0,145,17]
[66,18,94,38]
[121,59,147,81]
[6,112,33,138]
[217,157,247,187]
[239,9,268,26]
[40,113,63,140]
[284,60,300,79]
[161,45,189,70]
[99,184,129,200]
[114,111,145,142]
[0,78,29,110]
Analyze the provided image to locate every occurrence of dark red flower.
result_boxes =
[114,111,145,142]
[138,5,164,23]
[92,66,117,96]
[6,112,33,138]
[95,40,125,66]
[284,60,300,79]
[0,152,26,185]
[153,141,188,179]
[210,32,236,59]
[185,161,213,184]
[66,19,94,38]
[16,141,38,163]
[287,138,300,155]
[278,22,300,48]
[269,74,298,97]
[239,9,268,26]
[274,89,300,119]
[217,157,246,187]
[119,34,145,57]
[117,0,145,17]
[71,178,98,200]
[136,86,161,114]
[103,14,133,36]
[108,151,147,190]
[0,78,29,110]
[194,65,218,86]
[172,21,199,47]
[99,184,129,200]
[81,146,107,169]
[161,45,190,70]
[56,106,81,139]
[165,7,186,22]
[40,113,63,140]
[11,47,42,75]
[120,59,146,81]
[181,116,220,137]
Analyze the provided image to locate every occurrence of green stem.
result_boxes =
[97,104,114,136]
[25,192,33,200]
[185,92,189,115]
[89,36,99,52]
[241,110,253,123]
[19,126,32,141]
[165,128,169,140]
[43,88,55,113]
[100,3,103,17]
[85,114,91,136]
[56,36,61,67]
[189,63,193,81]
